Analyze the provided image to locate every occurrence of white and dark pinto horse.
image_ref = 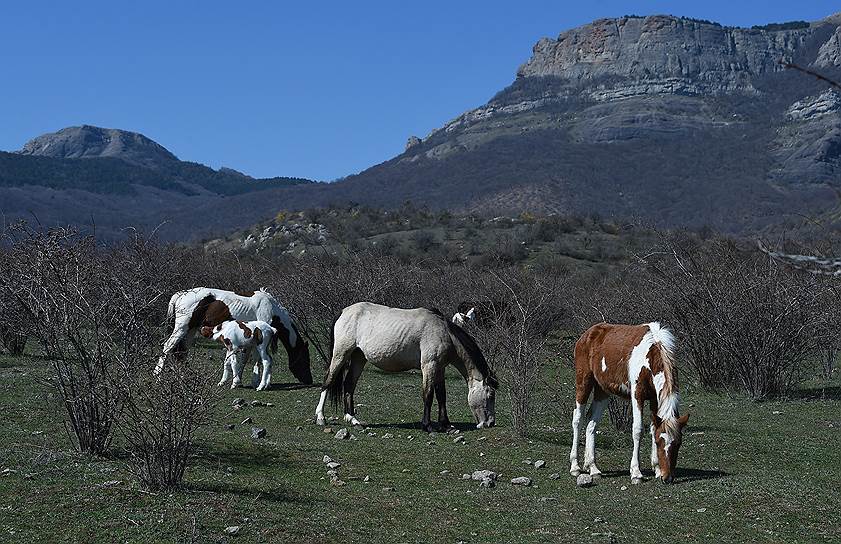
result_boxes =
[570,322,689,484]
[200,320,277,390]
[315,302,497,432]
[451,302,476,327]
[156,288,312,385]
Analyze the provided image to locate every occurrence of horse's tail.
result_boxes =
[324,312,346,409]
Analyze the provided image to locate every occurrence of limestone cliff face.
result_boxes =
[327,13,841,233]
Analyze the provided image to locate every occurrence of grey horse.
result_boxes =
[315,302,497,432]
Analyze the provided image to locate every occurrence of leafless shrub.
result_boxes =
[643,234,835,399]
[469,264,567,437]
[115,350,218,490]
[0,225,221,486]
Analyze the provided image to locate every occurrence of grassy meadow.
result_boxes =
[1,346,840,543]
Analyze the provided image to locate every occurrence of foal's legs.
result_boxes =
[255,343,273,391]
[570,374,595,477]
[218,355,232,387]
[583,389,608,477]
[342,351,365,425]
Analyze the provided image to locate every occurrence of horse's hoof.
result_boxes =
[421,424,434,433]
[631,477,644,485]
[590,471,603,480]
[316,418,325,426]
[570,469,581,477]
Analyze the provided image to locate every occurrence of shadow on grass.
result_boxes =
[182,481,301,504]
[266,382,319,392]
[585,467,727,484]
[365,420,480,433]
[790,386,841,401]
[191,442,289,472]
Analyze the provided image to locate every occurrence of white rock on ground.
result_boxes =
[511,477,532,486]
[471,470,497,481]
[576,474,595,488]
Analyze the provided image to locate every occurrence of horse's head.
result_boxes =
[653,413,689,484]
[288,338,313,385]
[468,376,497,428]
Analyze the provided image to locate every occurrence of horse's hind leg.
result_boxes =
[583,388,608,477]
[342,351,365,426]
[420,362,437,433]
[434,368,451,431]
[316,346,354,425]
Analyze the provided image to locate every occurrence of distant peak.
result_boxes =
[18,125,178,168]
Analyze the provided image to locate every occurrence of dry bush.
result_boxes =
[642,234,836,399]
[0,225,221,487]
[468,264,567,437]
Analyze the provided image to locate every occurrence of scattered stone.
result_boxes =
[335,428,350,440]
[772,411,782,415]
[382,487,395,492]
[440,470,450,476]
[224,526,241,535]
[522,459,533,465]
[265,402,275,407]
[696,508,707,513]
[461,474,471,480]
[511,477,532,486]
[240,417,252,425]
[620,485,628,491]
[100,480,121,487]
[594,517,604,523]
[549,473,561,480]
[401,468,410,473]
[296,426,303,431]
[363,476,370,482]
[534,460,546,469]
[326,462,341,470]
[250,400,264,407]
[323,427,334,434]
[479,478,495,488]
[327,470,338,478]
[576,474,594,488]
[477,436,487,441]
[540,497,558,502]
[382,433,394,439]
[322,455,334,464]
[471,470,497,482]
[250,427,267,439]
[1,468,17,477]
[232,398,246,408]
[349,434,358,441]
[225,424,235,431]
[331,478,346,487]
[453,436,465,444]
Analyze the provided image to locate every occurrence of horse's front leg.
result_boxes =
[629,396,645,483]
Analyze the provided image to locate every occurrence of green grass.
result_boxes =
[1,350,840,543]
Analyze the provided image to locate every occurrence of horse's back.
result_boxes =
[336,303,450,370]
[575,322,651,378]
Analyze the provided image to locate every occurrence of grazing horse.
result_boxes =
[570,322,689,484]
[315,302,497,432]
[156,287,312,385]
[200,320,277,391]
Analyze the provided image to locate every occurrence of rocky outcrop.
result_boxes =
[18,125,178,169]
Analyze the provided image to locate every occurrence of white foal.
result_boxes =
[201,320,278,391]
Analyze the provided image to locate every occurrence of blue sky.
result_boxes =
[2,1,839,181]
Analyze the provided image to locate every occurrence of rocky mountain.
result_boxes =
[0,126,312,240]
[4,13,841,240]
[291,13,841,233]
[18,125,178,169]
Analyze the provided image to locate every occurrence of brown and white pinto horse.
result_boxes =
[569,322,689,484]
[155,288,312,385]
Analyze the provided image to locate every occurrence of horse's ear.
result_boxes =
[652,414,664,429]
[678,414,689,428]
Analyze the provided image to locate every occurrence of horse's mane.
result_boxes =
[444,318,498,388]
[648,322,680,421]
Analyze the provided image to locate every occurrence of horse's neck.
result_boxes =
[655,370,680,419]
[450,356,482,383]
